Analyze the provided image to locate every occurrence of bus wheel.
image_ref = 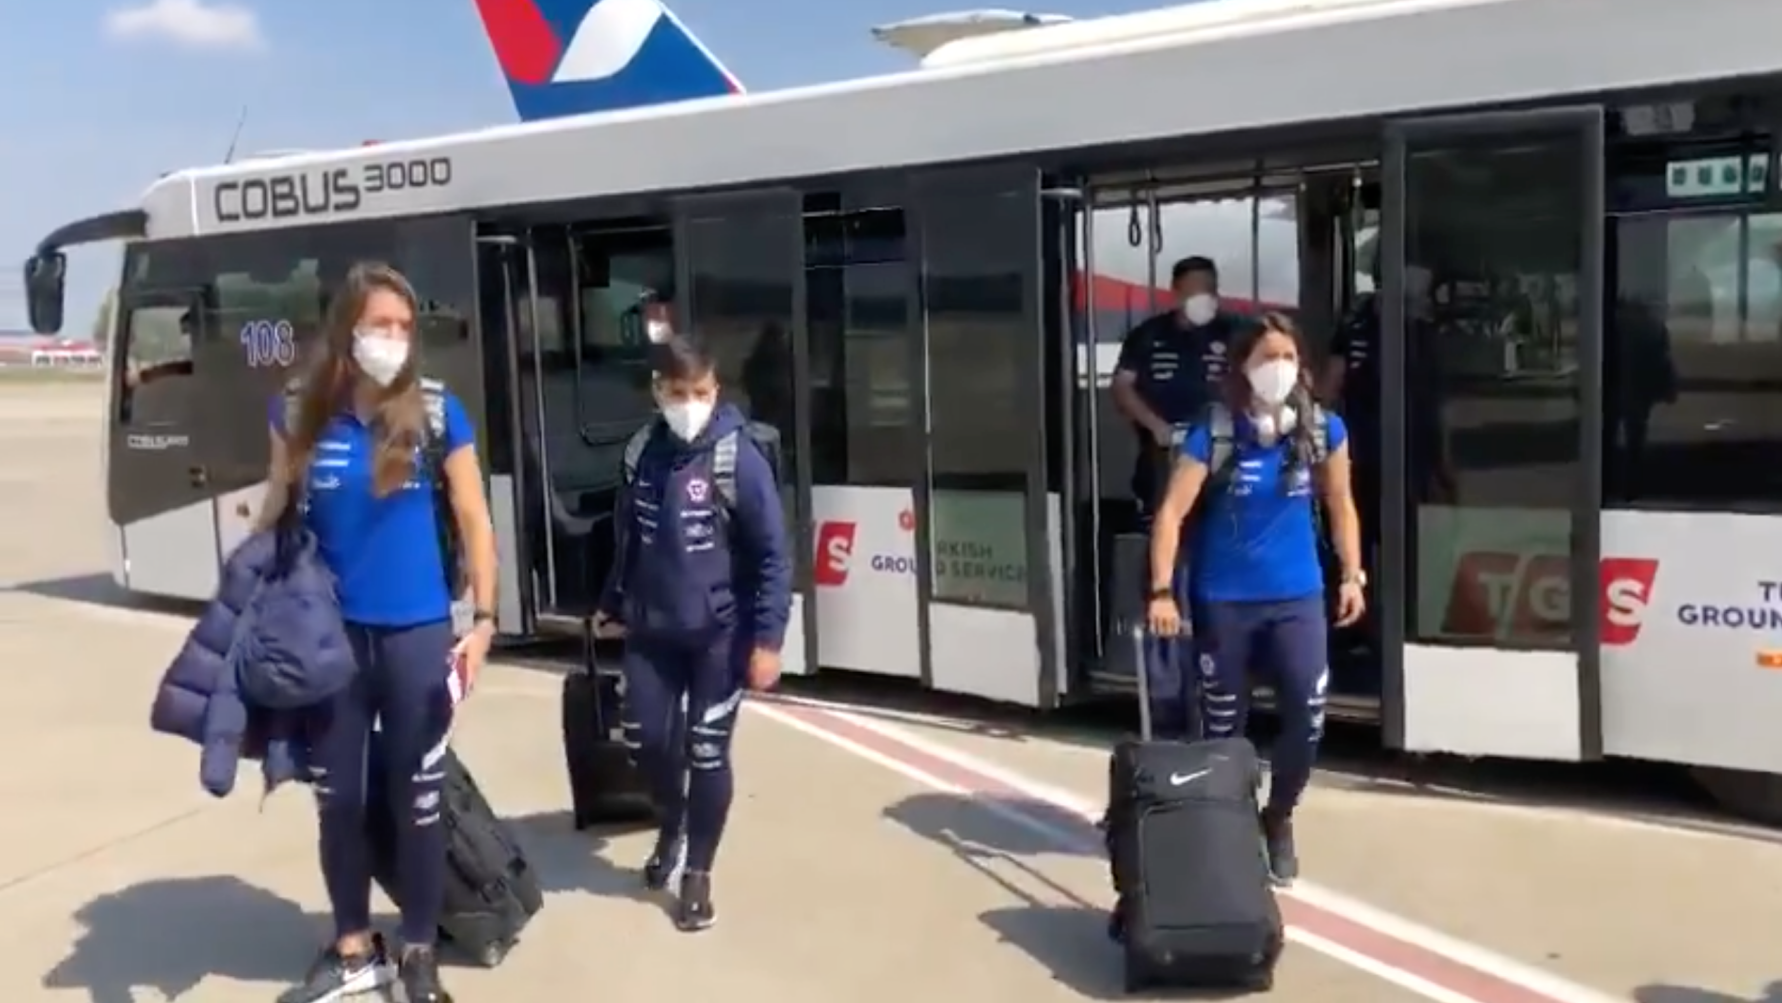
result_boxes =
[1690,766,1782,827]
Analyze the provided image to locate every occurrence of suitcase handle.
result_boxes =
[1132,578,1194,744]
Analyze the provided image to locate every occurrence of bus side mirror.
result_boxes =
[24,251,66,335]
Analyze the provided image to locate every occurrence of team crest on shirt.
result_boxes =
[686,478,709,503]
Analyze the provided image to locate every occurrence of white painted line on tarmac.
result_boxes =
[749,697,1629,1003]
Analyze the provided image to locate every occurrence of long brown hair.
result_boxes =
[1221,311,1322,474]
[285,262,427,497]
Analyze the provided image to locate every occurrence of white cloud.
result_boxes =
[102,0,264,52]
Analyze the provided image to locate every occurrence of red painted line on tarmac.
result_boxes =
[766,697,1568,1003]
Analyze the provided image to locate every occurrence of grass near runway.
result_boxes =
[0,367,105,383]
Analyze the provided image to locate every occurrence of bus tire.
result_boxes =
[1690,766,1782,827]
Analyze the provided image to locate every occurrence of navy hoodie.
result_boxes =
[599,403,792,651]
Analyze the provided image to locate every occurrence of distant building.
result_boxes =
[0,332,101,367]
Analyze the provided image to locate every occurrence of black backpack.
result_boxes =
[619,419,783,516]
[1200,399,1330,492]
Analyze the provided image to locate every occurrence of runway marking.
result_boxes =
[751,697,1626,1003]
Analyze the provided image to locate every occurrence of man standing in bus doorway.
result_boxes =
[1110,255,1240,738]
[1111,256,1242,527]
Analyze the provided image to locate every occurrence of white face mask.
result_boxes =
[1182,293,1218,326]
[659,397,714,442]
[352,328,409,387]
[1246,358,1299,408]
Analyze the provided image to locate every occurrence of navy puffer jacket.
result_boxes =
[149,523,358,796]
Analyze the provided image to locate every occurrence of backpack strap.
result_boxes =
[1307,403,1330,465]
[621,424,653,486]
[419,377,447,445]
[281,377,303,440]
[416,378,459,595]
[712,430,740,511]
[1206,403,1238,487]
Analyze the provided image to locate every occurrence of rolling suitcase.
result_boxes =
[1104,618,1283,993]
[561,654,657,829]
[365,746,543,967]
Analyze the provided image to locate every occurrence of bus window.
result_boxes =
[117,304,194,426]
[920,184,1035,610]
[805,204,918,488]
[1608,211,1782,509]
[572,227,672,442]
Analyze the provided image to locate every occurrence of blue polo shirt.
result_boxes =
[1183,410,1347,603]
[269,394,474,626]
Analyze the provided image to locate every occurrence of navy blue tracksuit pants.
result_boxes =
[306,621,456,945]
[622,631,748,873]
[1195,596,1329,815]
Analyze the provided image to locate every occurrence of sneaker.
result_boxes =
[642,830,685,891]
[398,945,451,1003]
[1261,811,1299,886]
[276,934,392,1003]
[675,870,717,932]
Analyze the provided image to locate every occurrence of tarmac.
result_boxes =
[1,381,1778,1002]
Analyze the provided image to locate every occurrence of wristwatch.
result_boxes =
[1147,585,1173,601]
[1342,570,1368,588]
[472,609,497,626]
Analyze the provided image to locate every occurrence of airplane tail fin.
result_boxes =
[474,0,744,122]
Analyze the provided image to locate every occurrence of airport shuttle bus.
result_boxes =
[27,0,1782,809]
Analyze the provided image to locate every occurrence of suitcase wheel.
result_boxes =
[475,939,513,969]
[1246,972,1274,993]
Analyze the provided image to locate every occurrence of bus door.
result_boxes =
[906,166,1062,707]
[479,226,611,634]
[109,285,216,600]
[1380,109,1606,761]
[671,190,815,678]
[474,233,536,634]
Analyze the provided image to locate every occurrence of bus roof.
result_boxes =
[137,0,1782,240]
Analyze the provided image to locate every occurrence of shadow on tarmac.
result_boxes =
[40,812,659,1001]
[43,875,341,1003]
[883,790,1256,1001]
[884,790,1123,999]
[1636,983,1782,1003]
[4,571,201,619]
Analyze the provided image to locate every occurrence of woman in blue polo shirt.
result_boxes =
[258,262,497,1003]
[1146,312,1366,887]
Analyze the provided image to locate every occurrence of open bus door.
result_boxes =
[475,233,540,635]
[905,166,1063,707]
[1380,108,1606,761]
[108,284,219,601]
[671,189,816,678]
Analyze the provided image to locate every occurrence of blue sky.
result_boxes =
[0,0,1150,334]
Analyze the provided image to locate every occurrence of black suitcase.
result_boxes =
[561,662,657,829]
[366,746,543,967]
[1104,621,1283,993]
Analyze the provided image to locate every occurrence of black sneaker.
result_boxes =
[398,944,451,1003]
[1261,811,1299,886]
[642,830,684,891]
[675,870,717,932]
[276,934,392,1003]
